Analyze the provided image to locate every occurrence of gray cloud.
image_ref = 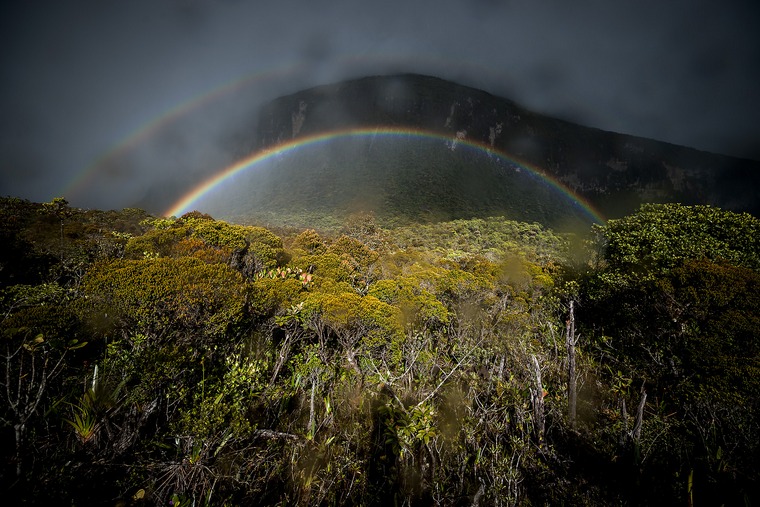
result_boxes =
[1,0,758,211]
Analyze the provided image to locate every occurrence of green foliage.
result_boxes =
[340,212,389,251]
[248,277,305,319]
[1,282,68,313]
[80,257,247,337]
[291,252,352,292]
[327,235,380,293]
[64,397,99,445]
[595,203,760,286]
[63,378,125,446]
[580,203,760,503]
[301,291,404,344]
[125,216,288,277]
[40,198,74,233]
[3,199,760,505]
[176,350,267,438]
[1,198,152,287]
[291,229,327,254]
[180,210,215,221]
[433,266,494,306]
[328,235,378,266]
[389,216,567,264]
[368,277,450,328]
[184,218,248,251]
[125,223,189,258]
[2,297,85,349]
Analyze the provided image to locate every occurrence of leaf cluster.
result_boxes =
[1,200,758,506]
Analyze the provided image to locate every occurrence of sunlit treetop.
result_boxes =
[596,203,760,283]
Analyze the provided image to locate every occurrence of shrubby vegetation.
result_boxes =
[1,197,758,505]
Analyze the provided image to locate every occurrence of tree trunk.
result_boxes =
[59,219,65,264]
[471,483,485,507]
[14,423,23,478]
[619,399,629,448]
[269,333,291,387]
[308,375,317,439]
[632,383,647,465]
[566,300,577,428]
[530,354,545,441]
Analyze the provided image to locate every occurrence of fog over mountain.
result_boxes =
[2,0,759,211]
[173,74,760,229]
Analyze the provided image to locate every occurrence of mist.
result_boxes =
[2,0,759,213]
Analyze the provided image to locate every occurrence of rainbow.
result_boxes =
[62,55,514,202]
[164,126,606,224]
[60,63,303,200]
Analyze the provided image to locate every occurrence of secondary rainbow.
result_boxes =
[164,126,606,224]
[62,57,518,203]
[60,63,303,200]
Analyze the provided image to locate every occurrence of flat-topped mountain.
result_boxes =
[192,74,759,227]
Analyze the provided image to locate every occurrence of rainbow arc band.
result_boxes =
[63,57,577,211]
[59,63,302,200]
[164,126,605,224]
[60,57,488,201]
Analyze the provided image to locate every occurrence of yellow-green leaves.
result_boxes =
[597,203,760,284]
[125,216,288,277]
[81,257,247,338]
[291,229,327,254]
[301,292,403,344]
[368,277,450,329]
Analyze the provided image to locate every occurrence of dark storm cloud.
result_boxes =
[1,0,759,210]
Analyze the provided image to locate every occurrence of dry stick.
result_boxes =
[253,428,302,442]
[416,336,482,409]
[308,374,317,439]
[632,384,647,464]
[364,359,408,411]
[632,385,647,439]
[566,300,577,428]
[4,344,67,477]
[620,399,629,448]
[268,333,292,387]
[389,332,427,384]
[530,354,545,440]
[471,483,486,507]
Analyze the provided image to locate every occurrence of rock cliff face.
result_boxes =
[252,74,760,220]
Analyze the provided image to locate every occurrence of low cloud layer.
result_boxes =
[2,0,759,211]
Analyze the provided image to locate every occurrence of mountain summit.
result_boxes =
[194,74,759,227]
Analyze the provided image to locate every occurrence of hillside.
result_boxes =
[194,73,759,226]
[1,196,759,505]
[197,131,598,231]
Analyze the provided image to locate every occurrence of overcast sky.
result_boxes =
[2,0,759,212]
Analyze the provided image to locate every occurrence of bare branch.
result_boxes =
[252,429,303,443]
[416,336,482,408]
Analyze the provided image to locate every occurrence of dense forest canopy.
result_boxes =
[1,196,758,505]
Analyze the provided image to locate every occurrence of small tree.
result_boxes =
[41,197,73,264]
[2,334,69,477]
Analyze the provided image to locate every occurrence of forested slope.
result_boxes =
[1,197,758,505]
